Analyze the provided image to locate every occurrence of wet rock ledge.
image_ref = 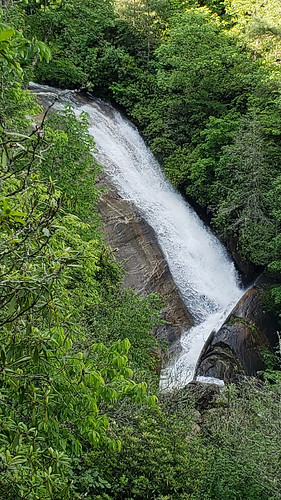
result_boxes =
[97,172,194,343]
[195,283,279,383]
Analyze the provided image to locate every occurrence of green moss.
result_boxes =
[227,315,257,334]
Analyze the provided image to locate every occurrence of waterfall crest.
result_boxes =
[30,83,243,390]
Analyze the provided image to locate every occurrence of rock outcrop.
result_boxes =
[195,285,279,382]
[226,237,263,285]
[97,172,194,343]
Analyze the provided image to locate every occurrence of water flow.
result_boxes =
[30,84,243,390]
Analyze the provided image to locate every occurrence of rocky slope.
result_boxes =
[97,172,194,344]
[195,283,279,382]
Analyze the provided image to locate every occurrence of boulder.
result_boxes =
[195,285,279,382]
[97,172,194,343]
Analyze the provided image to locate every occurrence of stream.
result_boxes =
[30,83,244,391]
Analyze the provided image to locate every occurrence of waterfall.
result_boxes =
[30,83,243,390]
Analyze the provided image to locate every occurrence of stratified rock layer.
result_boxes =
[98,173,194,343]
[195,285,278,382]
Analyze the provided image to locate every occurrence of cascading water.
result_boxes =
[30,83,243,390]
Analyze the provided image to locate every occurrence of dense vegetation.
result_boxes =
[1,0,281,499]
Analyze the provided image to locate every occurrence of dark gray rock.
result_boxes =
[226,237,263,285]
[195,285,279,382]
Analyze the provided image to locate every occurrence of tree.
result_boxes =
[114,0,166,60]
[214,114,278,264]
[225,0,281,63]
[22,0,118,90]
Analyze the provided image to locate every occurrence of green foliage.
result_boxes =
[0,14,51,75]
[212,114,280,264]
[156,8,252,114]
[199,382,281,499]
[224,0,281,64]
[115,0,168,61]
[81,394,212,499]
[0,109,159,498]
[88,289,163,383]
[42,106,102,227]
[78,379,281,499]
[0,22,161,497]
[22,0,119,91]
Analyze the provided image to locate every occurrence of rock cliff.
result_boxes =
[195,284,278,382]
[97,172,194,343]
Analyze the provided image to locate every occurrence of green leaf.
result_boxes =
[0,29,14,42]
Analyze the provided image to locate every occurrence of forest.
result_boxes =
[0,0,281,498]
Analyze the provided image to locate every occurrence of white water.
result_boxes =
[31,84,243,390]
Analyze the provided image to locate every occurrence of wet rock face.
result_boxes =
[195,286,279,382]
[226,238,263,286]
[98,173,194,343]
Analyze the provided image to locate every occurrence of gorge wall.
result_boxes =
[97,172,194,345]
